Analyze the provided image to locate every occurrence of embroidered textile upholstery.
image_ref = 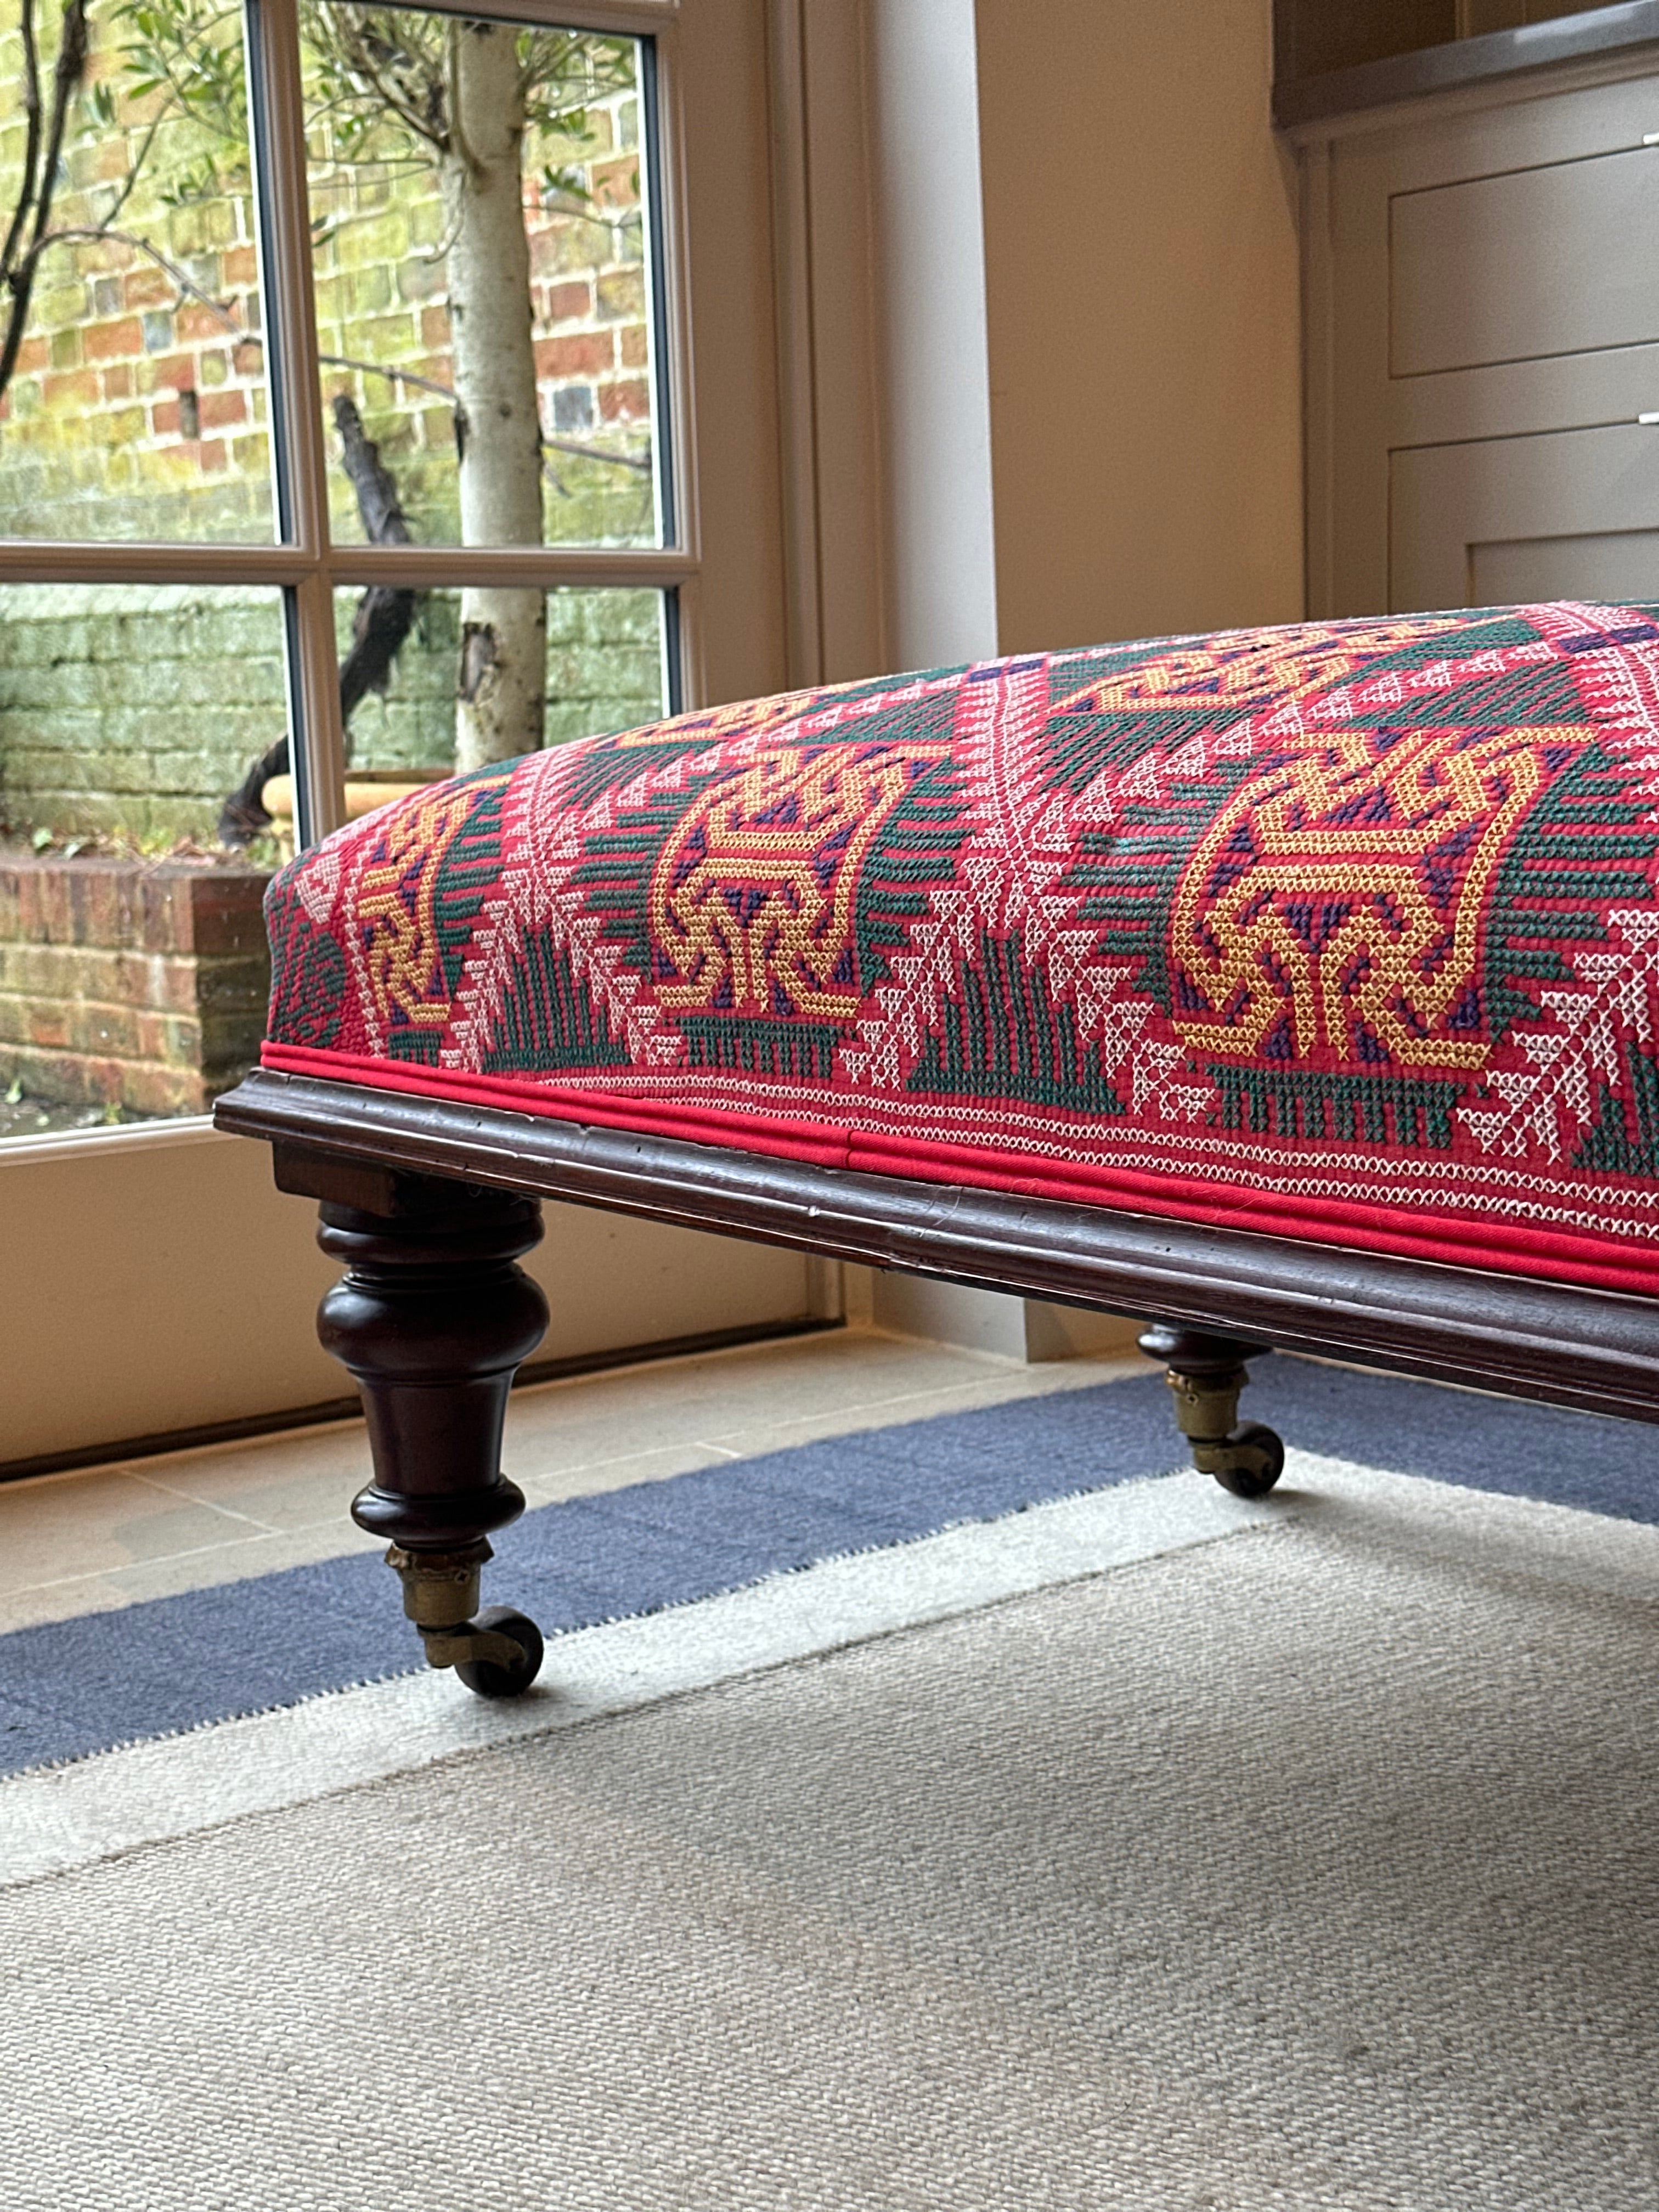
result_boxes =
[263,601,1659,1294]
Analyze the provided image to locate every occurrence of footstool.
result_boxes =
[215,599,1659,1695]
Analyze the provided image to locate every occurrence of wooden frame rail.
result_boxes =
[218,1069,1659,1427]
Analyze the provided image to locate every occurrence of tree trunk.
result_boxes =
[217,398,418,846]
[442,20,546,773]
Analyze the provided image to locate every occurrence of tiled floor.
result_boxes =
[0,1327,1150,1634]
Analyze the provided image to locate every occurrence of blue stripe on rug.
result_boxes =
[2,1353,1655,1780]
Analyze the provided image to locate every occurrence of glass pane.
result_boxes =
[0,0,275,540]
[0,582,286,1135]
[326,584,667,788]
[307,8,663,549]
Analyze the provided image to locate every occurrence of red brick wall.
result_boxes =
[0,854,270,1113]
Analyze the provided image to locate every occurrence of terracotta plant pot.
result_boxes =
[261,768,450,860]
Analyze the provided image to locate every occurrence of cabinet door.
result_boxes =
[1309,63,1659,615]
[1391,422,1659,609]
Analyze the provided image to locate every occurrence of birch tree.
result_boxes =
[439,18,544,769]
[306,8,631,768]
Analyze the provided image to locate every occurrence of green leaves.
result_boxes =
[156,150,221,206]
[110,0,246,131]
[538,161,586,205]
[82,0,634,213]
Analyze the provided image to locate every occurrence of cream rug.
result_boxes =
[2,1457,1655,2209]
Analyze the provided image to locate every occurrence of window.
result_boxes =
[0,0,803,1465]
[0,0,692,1137]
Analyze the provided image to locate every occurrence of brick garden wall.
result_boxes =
[0,582,665,845]
[0,849,271,1111]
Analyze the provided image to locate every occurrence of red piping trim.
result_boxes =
[260,1042,1659,1299]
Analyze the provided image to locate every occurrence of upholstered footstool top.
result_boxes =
[262,600,1659,1296]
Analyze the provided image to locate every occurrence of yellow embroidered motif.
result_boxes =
[649,741,945,1018]
[1057,615,1469,720]
[355,784,482,1032]
[1172,725,1573,1068]
[614,687,822,748]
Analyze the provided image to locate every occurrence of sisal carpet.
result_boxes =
[1,1446,1656,2208]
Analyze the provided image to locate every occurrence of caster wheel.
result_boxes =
[1211,1421,1284,1500]
[455,1606,545,1698]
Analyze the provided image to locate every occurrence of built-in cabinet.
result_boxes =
[1274,0,1618,97]
[1300,54,1659,616]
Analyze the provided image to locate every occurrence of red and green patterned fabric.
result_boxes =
[263,601,1659,1295]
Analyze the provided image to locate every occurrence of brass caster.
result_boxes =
[1150,1340,1286,1499]
[1190,1420,1285,1500]
[387,1537,490,1631]
[439,1607,545,1699]
[385,1541,545,1697]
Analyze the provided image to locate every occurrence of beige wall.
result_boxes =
[974,0,1304,653]
[843,0,1277,1363]
[0,1125,820,1469]
[777,0,1305,669]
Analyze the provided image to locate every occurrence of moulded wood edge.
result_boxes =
[212,1070,1659,1427]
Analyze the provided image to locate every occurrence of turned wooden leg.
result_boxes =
[278,1149,551,1696]
[1138,1323,1285,1499]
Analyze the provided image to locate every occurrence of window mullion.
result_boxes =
[326,548,698,589]
[246,0,345,844]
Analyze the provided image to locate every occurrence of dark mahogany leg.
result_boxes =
[1138,1323,1285,1498]
[278,1147,551,1695]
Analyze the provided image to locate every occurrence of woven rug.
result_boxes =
[2,1360,1656,2207]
